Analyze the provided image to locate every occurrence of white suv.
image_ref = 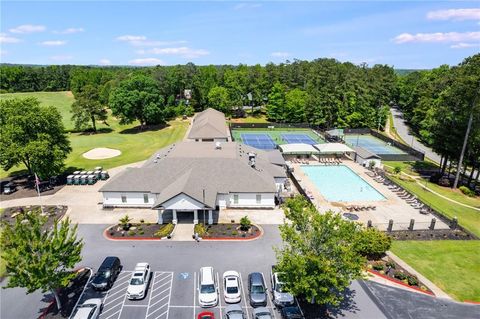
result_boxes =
[126,262,151,300]
[198,266,218,307]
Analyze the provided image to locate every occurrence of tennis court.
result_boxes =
[241,133,277,150]
[281,133,317,145]
[345,134,406,155]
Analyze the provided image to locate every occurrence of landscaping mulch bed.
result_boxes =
[0,174,65,201]
[1,205,68,229]
[42,268,92,319]
[107,222,174,238]
[367,257,432,294]
[197,223,260,239]
[388,229,475,240]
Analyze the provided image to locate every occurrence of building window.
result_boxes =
[233,194,239,204]
[143,194,149,204]
[121,195,127,203]
[256,194,261,204]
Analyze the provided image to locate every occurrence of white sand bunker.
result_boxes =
[83,148,121,160]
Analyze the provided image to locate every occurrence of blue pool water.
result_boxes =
[300,165,386,202]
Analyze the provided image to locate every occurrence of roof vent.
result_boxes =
[215,142,222,150]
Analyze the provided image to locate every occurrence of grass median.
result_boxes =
[391,240,480,302]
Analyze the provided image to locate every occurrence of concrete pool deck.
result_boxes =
[290,160,449,231]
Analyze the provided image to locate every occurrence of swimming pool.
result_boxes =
[300,165,386,202]
[344,134,406,155]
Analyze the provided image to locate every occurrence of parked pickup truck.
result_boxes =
[270,265,294,307]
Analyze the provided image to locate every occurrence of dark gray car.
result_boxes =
[248,272,267,307]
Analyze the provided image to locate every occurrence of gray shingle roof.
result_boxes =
[187,108,229,139]
[99,142,286,208]
[353,146,381,159]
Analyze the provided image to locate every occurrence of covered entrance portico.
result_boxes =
[154,193,213,225]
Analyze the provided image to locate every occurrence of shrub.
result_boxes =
[154,223,174,238]
[407,275,419,286]
[240,216,252,231]
[226,226,232,230]
[232,231,238,236]
[119,215,132,231]
[355,228,392,259]
[140,219,145,223]
[372,263,384,271]
[128,230,136,236]
[393,166,401,174]
[386,261,396,269]
[139,230,144,235]
[194,223,207,236]
[394,271,407,281]
[459,186,475,197]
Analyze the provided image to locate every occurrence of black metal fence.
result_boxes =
[229,122,315,129]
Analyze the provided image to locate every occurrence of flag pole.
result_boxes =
[35,173,45,215]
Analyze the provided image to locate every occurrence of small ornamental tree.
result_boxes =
[240,216,251,231]
[354,227,392,260]
[0,211,83,310]
[275,196,365,306]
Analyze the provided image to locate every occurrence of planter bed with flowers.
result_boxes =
[194,222,261,240]
[106,216,174,239]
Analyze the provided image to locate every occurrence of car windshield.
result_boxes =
[130,278,144,285]
[251,284,264,294]
[200,284,215,294]
[79,304,95,308]
[227,286,238,294]
[97,270,111,279]
[276,282,284,292]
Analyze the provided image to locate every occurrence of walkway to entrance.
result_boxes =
[171,223,195,241]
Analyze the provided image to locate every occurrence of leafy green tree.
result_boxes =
[0,98,71,178]
[1,211,83,310]
[285,88,308,123]
[207,86,231,114]
[109,74,165,128]
[266,82,286,122]
[71,84,107,132]
[354,228,392,259]
[275,196,364,306]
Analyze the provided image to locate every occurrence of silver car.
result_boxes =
[248,272,267,307]
[71,298,103,319]
[253,307,273,319]
[224,304,245,319]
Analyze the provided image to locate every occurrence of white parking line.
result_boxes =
[262,272,278,319]
[192,272,197,319]
[239,273,251,319]
[124,304,148,307]
[165,272,173,319]
[145,272,173,319]
[144,272,158,319]
[216,272,223,319]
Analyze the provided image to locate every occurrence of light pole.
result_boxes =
[202,189,206,225]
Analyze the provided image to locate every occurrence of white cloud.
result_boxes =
[116,35,147,42]
[99,59,112,65]
[271,51,291,58]
[53,27,84,34]
[128,58,164,66]
[39,40,66,46]
[450,42,480,49]
[0,49,7,56]
[427,8,480,21]
[0,33,21,43]
[234,3,262,10]
[50,55,73,61]
[393,31,480,43]
[9,24,46,34]
[137,47,209,58]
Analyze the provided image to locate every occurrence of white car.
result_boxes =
[126,262,151,300]
[70,298,103,319]
[198,266,218,307]
[223,271,241,303]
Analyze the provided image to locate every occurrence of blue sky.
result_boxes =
[1,1,479,68]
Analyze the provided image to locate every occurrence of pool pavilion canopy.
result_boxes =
[314,143,355,154]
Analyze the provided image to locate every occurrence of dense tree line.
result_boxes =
[0,60,398,129]
[397,54,480,186]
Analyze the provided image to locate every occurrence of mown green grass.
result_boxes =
[384,161,439,177]
[391,240,480,302]
[0,92,189,178]
[0,91,76,131]
[389,175,480,237]
[231,128,324,145]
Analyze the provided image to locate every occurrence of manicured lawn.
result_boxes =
[0,91,76,131]
[389,175,480,237]
[391,240,480,302]
[384,161,439,177]
[0,91,189,178]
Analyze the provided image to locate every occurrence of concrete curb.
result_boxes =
[386,251,452,300]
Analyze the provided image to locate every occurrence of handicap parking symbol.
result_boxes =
[179,272,189,280]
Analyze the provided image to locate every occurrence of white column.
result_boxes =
[208,210,213,225]
[172,209,178,224]
[193,210,198,224]
[157,209,163,224]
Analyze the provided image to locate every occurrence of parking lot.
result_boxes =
[79,267,281,319]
